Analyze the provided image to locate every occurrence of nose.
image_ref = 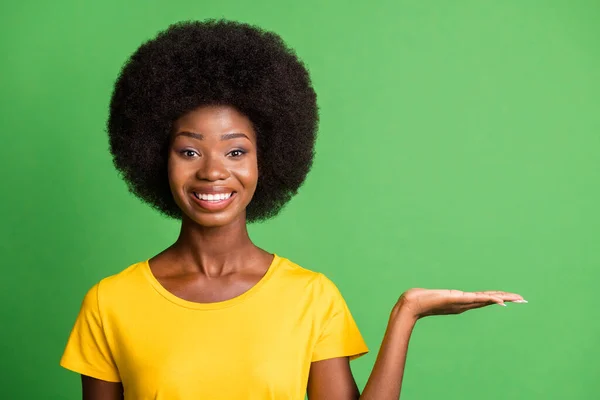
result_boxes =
[196,154,229,181]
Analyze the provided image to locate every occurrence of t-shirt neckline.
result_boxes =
[141,253,281,310]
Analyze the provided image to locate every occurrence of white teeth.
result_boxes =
[195,192,233,201]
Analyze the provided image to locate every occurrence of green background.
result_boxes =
[1,0,598,398]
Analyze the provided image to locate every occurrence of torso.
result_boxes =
[60,255,369,400]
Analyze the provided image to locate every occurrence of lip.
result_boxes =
[190,191,237,212]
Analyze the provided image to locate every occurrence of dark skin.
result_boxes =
[82,105,526,399]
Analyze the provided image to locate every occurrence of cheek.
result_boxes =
[167,158,177,185]
[167,157,192,191]
[244,159,259,189]
[234,158,259,198]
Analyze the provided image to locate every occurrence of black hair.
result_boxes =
[108,19,318,222]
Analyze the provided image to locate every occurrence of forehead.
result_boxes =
[173,105,256,141]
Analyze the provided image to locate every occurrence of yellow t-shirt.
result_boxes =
[60,254,368,399]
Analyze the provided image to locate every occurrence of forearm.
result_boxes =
[360,306,416,400]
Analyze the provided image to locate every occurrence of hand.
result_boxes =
[395,288,527,321]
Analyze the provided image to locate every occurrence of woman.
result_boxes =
[60,20,526,400]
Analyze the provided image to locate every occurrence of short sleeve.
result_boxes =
[311,274,369,362]
[59,282,121,382]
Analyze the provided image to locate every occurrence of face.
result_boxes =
[168,105,258,228]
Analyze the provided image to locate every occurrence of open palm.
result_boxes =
[398,288,526,319]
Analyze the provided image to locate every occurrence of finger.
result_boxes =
[491,292,526,303]
[437,290,474,303]
[459,299,509,313]
[462,293,507,306]
[460,296,507,309]
[490,296,507,306]
[473,291,526,303]
[459,302,494,312]
[461,292,505,304]
[480,290,519,297]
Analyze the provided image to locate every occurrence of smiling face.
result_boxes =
[168,105,259,228]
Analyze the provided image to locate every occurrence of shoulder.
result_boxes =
[81,261,147,309]
[274,255,323,283]
[273,255,341,297]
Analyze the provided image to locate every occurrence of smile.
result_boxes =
[193,192,233,201]
[191,191,237,211]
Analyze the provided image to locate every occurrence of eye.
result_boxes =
[180,149,199,158]
[229,149,246,158]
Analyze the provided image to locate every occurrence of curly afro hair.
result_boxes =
[108,19,318,222]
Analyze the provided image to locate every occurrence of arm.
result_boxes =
[307,305,414,400]
[360,305,415,400]
[308,289,525,400]
[81,375,124,400]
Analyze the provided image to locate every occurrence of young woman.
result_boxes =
[60,20,526,400]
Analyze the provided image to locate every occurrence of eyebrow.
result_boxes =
[175,131,250,141]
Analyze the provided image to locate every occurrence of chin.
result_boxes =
[184,209,246,228]
[195,216,235,228]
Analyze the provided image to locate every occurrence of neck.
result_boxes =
[168,214,260,277]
